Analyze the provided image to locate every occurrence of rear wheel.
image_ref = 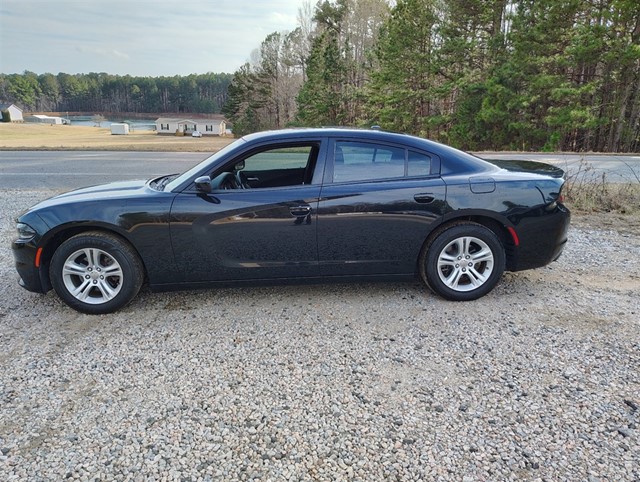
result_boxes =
[50,232,144,314]
[421,223,505,301]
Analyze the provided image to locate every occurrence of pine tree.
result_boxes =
[366,0,439,137]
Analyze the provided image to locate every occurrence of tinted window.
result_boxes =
[232,144,317,189]
[244,146,312,172]
[333,142,405,182]
[408,151,431,176]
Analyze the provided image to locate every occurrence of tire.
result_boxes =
[50,231,144,314]
[420,223,505,301]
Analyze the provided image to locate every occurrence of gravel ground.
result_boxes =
[1,190,638,481]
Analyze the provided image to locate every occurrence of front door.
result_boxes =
[170,142,324,282]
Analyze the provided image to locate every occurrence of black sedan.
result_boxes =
[12,128,570,314]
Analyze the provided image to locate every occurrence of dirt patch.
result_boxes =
[570,211,640,237]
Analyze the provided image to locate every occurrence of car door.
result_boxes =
[317,138,446,276]
[169,140,326,282]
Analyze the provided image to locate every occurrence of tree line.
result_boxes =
[224,0,640,152]
[0,72,232,115]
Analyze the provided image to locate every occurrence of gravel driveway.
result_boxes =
[1,190,638,481]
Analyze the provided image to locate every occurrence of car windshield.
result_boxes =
[163,138,246,192]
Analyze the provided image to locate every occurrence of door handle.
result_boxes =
[289,206,312,217]
[414,193,435,203]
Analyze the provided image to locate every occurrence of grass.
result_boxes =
[0,123,234,152]
[562,159,640,214]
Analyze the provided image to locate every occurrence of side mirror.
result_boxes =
[194,176,212,193]
[234,160,245,171]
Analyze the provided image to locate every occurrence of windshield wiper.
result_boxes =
[152,174,178,191]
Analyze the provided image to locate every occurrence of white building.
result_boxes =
[0,103,24,122]
[155,116,227,136]
[26,114,66,125]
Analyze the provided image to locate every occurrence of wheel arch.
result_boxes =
[38,224,148,292]
[419,212,517,274]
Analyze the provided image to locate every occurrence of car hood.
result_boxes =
[483,159,565,178]
[56,179,150,198]
[26,179,152,213]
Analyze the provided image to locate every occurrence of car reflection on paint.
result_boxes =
[12,128,570,314]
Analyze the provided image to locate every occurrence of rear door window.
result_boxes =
[333,141,405,183]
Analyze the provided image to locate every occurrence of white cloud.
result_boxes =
[76,46,131,61]
[267,11,299,28]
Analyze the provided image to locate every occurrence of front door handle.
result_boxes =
[290,205,312,217]
[414,193,435,203]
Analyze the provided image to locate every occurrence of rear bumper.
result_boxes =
[508,204,571,272]
[12,239,47,294]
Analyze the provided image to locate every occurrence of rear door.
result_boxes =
[317,138,446,276]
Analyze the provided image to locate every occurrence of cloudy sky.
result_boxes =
[0,0,305,76]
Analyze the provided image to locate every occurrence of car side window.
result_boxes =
[333,141,405,183]
[235,144,318,189]
[408,150,432,177]
[243,146,311,172]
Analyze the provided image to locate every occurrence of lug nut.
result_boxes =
[85,275,90,279]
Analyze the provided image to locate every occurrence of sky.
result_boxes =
[0,0,305,76]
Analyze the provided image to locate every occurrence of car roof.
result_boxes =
[241,128,492,172]
[243,127,425,148]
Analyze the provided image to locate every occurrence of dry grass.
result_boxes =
[563,159,640,214]
[0,123,234,152]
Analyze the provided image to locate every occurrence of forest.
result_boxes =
[0,72,232,115]
[224,0,640,152]
[1,0,638,152]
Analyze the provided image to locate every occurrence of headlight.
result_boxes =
[16,222,37,240]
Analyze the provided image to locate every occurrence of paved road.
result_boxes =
[477,152,640,183]
[0,151,209,189]
[0,150,638,190]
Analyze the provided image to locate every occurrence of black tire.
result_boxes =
[50,231,144,314]
[420,222,505,301]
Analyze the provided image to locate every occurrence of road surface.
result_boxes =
[477,152,640,184]
[0,151,208,189]
[0,150,638,190]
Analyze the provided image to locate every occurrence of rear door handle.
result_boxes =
[289,206,312,217]
[414,193,435,203]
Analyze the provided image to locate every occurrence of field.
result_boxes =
[0,123,234,152]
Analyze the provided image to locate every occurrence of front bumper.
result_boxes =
[12,239,47,293]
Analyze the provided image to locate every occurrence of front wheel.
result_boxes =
[50,232,144,314]
[421,223,505,301]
